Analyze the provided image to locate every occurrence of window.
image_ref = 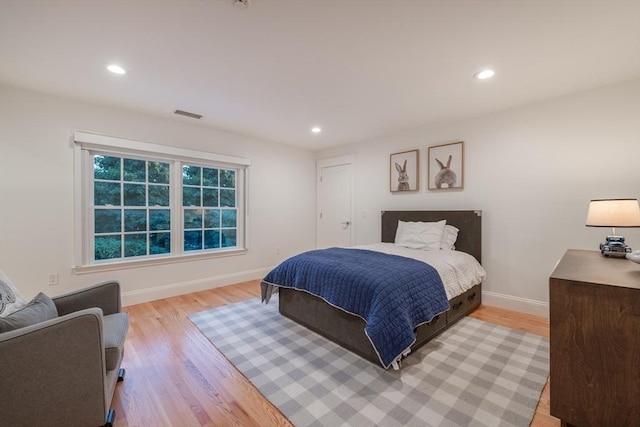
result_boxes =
[93,155,172,260]
[181,164,238,251]
[74,132,249,270]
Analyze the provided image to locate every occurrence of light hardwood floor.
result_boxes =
[112,280,559,426]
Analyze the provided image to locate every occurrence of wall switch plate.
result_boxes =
[48,273,59,286]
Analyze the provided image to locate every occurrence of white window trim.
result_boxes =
[74,131,251,166]
[72,131,251,274]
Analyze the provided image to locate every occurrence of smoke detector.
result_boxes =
[232,0,251,9]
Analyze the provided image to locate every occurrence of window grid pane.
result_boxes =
[95,235,122,260]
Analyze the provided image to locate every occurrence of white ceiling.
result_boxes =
[1,0,639,151]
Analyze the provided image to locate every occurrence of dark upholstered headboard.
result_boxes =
[381,210,482,263]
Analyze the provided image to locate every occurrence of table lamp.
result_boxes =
[586,198,640,257]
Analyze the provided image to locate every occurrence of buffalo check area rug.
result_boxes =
[189,298,549,427]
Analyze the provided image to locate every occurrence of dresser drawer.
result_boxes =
[414,312,447,346]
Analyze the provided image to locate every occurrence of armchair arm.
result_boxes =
[0,308,109,427]
[53,280,122,316]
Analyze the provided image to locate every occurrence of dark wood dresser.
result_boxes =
[549,249,640,427]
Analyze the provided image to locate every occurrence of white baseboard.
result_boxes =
[482,290,549,318]
[121,270,551,318]
[121,267,272,307]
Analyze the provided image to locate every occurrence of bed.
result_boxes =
[261,210,485,369]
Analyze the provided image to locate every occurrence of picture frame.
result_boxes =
[390,149,419,192]
[428,141,464,190]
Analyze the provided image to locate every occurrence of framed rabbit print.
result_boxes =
[390,149,419,192]
[428,141,464,190]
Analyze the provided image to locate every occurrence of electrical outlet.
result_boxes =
[48,273,59,286]
[276,247,281,255]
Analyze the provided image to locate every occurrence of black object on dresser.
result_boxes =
[549,249,640,427]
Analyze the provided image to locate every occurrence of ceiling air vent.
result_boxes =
[174,109,203,120]
[232,0,251,9]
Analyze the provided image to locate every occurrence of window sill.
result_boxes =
[72,248,248,275]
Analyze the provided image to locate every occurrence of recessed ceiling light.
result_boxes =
[311,127,322,134]
[474,69,495,80]
[107,64,126,75]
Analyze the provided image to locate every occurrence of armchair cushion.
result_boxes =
[103,312,128,370]
[0,292,58,333]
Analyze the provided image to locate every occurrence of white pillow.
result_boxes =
[0,270,28,317]
[395,220,446,250]
[440,225,459,250]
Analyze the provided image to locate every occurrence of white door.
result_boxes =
[317,156,355,248]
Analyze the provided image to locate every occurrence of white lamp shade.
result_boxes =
[586,199,640,227]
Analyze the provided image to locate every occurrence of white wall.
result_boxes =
[0,84,317,305]
[2,80,638,314]
[316,79,640,316]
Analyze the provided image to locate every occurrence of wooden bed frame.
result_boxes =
[278,210,483,367]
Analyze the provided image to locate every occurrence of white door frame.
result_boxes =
[316,155,356,248]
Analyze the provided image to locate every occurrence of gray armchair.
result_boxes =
[0,281,128,427]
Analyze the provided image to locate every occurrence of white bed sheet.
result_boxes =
[352,243,486,300]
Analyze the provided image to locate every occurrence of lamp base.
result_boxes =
[599,235,632,257]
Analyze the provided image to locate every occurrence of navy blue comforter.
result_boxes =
[262,248,450,368]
